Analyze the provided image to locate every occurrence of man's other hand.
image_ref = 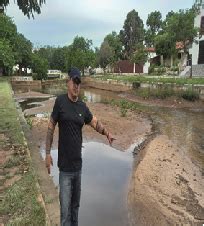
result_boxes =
[107,133,116,146]
[45,154,53,174]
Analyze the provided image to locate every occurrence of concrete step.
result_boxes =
[180,64,204,77]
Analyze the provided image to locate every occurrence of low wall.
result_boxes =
[83,77,132,92]
[11,80,41,86]
[83,77,204,100]
[11,77,204,100]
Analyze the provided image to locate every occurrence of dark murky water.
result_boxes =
[18,97,50,111]
[41,143,133,226]
[14,85,204,225]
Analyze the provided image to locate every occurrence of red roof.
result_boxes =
[146,47,156,52]
[176,41,184,49]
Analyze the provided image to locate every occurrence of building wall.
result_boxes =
[190,5,204,65]
[114,60,143,74]
[143,52,157,74]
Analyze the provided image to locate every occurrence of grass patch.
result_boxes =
[26,116,33,129]
[103,98,147,117]
[95,74,204,85]
[0,171,45,226]
[0,78,46,225]
[0,79,24,144]
[180,89,200,101]
[135,88,175,99]
[3,156,23,168]
[134,87,200,101]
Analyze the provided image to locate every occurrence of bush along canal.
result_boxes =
[0,78,46,226]
[13,84,204,225]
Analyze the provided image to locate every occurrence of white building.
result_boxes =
[143,48,157,74]
[189,0,204,65]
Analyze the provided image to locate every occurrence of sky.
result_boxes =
[6,0,195,48]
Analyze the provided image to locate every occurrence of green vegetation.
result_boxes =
[0,14,33,76]
[2,0,45,18]
[0,79,24,143]
[103,98,146,117]
[180,88,200,101]
[26,116,33,128]
[134,87,199,101]
[0,172,45,226]
[95,75,204,85]
[0,78,46,225]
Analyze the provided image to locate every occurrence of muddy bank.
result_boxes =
[128,135,204,225]
[29,100,152,152]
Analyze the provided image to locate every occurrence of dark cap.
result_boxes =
[68,67,81,84]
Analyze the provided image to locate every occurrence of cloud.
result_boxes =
[6,0,194,47]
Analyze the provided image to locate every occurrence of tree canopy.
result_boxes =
[104,31,123,62]
[97,40,114,73]
[120,10,144,58]
[145,11,162,47]
[1,0,46,18]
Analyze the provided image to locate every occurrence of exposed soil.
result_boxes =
[128,135,204,225]
[29,100,152,152]
[0,134,28,225]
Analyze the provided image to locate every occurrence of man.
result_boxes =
[45,67,115,226]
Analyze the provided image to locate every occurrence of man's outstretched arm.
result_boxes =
[88,116,115,145]
[45,117,56,174]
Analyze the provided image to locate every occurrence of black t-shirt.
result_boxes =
[51,94,93,172]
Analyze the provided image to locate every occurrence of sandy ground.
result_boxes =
[128,135,204,225]
[16,90,204,225]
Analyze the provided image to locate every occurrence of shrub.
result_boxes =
[180,89,199,101]
[148,64,156,74]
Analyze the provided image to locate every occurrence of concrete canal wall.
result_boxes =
[11,77,204,100]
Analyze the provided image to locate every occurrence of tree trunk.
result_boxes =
[160,55,164,66]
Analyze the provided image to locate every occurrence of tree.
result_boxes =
[67,36,96,75]
[0,14,17,43]
[51,47,67,72]
[146,11,162,34]
[0,14,17,75]
[35,46,56,68]
[131,44,148,68]
[145,11,162,47]
[154,8,198,69]
[31,53,48,80]
[154,33,175,59]
[1,0,45,18]
[104,31,122,62]
[120,10,144,58]
[0,40,15,75]
[164,9,198,53]
[14,33,32,74]
[97,40,114,73]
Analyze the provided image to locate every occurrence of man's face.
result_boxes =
[67,78,81,98]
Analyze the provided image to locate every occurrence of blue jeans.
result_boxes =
[59,170,81,226]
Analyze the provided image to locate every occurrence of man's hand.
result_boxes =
[45,154,53,174]
[107,132,116,146]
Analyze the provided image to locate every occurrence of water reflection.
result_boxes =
[18,97,50,111]
[41,142,133,226]
[83,90,101,103]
